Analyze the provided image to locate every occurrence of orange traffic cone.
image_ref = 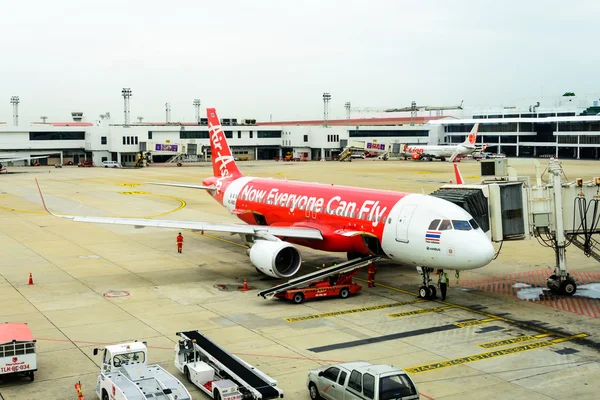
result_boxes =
[28,273,34,285]
[242,279,248,291]
[74,381,84,400]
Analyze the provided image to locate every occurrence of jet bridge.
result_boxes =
[258,255,381,299]
[432,158,600,296]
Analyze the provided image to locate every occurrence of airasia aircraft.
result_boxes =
[401,123,484,162]
[37,108,495,299]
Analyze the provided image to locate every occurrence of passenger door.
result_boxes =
[395,204,417,243]
[317,367,340,399]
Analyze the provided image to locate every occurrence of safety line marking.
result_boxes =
[285,300,427,322]
[365,279,580,340]
[477,333,551,349]
[453,317,498,328]
[404,334,588,374]
[388,305,453,318]
[194,231,250,248]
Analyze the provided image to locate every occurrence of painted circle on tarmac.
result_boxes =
[103,290,131,298]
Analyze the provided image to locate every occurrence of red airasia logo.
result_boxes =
[12,357,17,363]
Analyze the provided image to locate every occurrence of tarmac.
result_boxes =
[0,158,599,400]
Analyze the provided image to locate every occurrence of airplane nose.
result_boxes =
[468,236,495,267]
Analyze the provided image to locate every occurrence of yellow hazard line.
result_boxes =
[453,317,498,328]
[359,279,576,340]
[285,300,427,323]
[405,334,588,374]
[388,305,453,318]
[478,334,551,349]
[194,231,249,249]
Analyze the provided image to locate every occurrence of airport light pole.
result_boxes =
[10,96,19,126]
[193,99,201,123]
[137,116,144,123]
[40,116,48,123]
[323,92,331,127]
[345,102,351,121]
[122,88,132,126]
[166,103,171,123]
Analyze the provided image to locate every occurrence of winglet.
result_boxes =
[35,179,71,219]
[453,163,465,185]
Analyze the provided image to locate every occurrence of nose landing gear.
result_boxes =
[417,267,437,299]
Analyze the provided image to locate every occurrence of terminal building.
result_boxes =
[1,95,599,166]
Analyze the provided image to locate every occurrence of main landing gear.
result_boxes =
[417,267,437,299]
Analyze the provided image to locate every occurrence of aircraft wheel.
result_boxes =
[292,292,305,304]
[560,279,577,296]
[339,287,350,299]
[440,157,446,162]
[419,286,430,299]
[428,285,437,299]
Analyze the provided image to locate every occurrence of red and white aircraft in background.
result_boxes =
[401,124,486,162]
[37,108,495,298]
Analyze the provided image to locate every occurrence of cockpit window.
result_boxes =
[438,219,453,230]
[428,219,440,230]
[469,218,479,230]
[452,220,472,231]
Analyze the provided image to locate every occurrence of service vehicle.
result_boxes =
[175,330,284,399]
[78,160,95,167]
[0,323,36,381]
[274,269,362,304]
[93,341,191,400]
[307,361,419,400]
[102,160,122,168]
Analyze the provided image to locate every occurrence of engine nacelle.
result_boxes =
[411,153,421,160]
[249,240,302,278]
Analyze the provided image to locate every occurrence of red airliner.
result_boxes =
[37,108,494,299]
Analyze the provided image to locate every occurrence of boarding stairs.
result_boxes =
[257,255,381,299]
[177,330,283,399]
[166,153,185,164]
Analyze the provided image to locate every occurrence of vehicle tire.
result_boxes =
[102,389,109,400]
[309,382,322,400]
[428,285,437,299]
[213,390,221,400]
[104,166,108,168]
[292,292,304,304]
[419,285,430,299]
[177,162,183,167]
[560,279,577,296]
[29,371,34,381]
[339,287,350,299]
[184,366,191,382]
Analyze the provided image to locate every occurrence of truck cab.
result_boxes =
[307,362,419,400]
[95,342,147,374]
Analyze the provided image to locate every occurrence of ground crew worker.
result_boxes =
[438,269,449,300]
[177,232,184,253]
[367,264,377,287]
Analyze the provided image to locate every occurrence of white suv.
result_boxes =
[102,161,122,168]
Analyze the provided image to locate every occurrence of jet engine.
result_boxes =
[249,240,302,278]
[411,153,421,160]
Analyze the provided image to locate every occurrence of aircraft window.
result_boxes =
[428,219,441,230]
[388,217,392,224]
[469,218,480,230]
[452,220,472,231]
[438,219,453,230]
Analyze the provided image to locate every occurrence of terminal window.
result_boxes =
[29,131,85,140]
[101,136,107,145]
[304,135,308,142]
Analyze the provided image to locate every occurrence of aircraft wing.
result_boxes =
[146,182,216,192]
[35,179,323,240]
[0,155,49,162]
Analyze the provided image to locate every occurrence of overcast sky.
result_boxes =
[1,0,599,124]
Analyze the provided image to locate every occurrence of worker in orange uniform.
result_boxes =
[367,264,377,287]
[176,232,184,253]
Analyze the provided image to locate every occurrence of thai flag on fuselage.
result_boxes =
[425,230,441,243]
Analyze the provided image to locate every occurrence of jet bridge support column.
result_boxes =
[547,159,577,295]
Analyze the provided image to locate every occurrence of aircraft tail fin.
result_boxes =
[207,108,243,178]
[453,163,465,185]
[464,123,479,146]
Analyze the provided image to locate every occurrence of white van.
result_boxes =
[307,361,419,400]
[102,161,122,168]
